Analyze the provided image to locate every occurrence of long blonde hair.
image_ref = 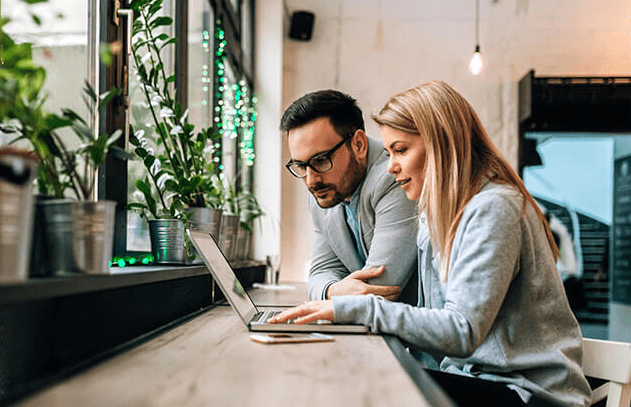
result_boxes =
[372,81,558,281]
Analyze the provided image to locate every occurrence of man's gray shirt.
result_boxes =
[307,137,419,304]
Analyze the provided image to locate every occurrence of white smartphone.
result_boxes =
[250,332,335,344]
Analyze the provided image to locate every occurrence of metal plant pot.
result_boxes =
[37,199,76,275]
[185,207,223,241]
[36,199,117,276]
[148,219,187,264]
[0,149,38,283]
[235,225,251,260]
[217,213,239,261]
[29,194,57,277]
[71,200,116,274]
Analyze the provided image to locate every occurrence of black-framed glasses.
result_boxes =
[285,131,356,178]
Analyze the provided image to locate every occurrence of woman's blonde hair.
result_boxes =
[372,81,558,281]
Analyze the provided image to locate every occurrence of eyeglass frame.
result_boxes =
[285,130,356,179]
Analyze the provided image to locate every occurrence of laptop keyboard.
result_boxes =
[254,310,289,324]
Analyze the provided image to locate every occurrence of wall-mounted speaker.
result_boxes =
[289,11,315,41]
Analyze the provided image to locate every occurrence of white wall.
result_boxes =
[274,0,631,282]
[253,0,284,262]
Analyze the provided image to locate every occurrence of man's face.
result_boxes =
[287,117,365,208]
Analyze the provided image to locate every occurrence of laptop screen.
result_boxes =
[187,229,258,324]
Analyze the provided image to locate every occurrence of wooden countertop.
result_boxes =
[10,283,435,407]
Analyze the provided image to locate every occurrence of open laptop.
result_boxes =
[187,229,370,333]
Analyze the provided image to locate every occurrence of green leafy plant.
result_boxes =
[216,174,264,232]
[126,0,222,221]
[0,9,125,201]
[238,191,264,233]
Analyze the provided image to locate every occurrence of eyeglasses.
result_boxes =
[285,131,355,178]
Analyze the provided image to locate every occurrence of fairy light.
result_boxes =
[214,20,226,169]
[201,29,211,123]
[238,79,256,167]
[212,19,258,174]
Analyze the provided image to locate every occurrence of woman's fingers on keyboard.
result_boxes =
[268,300,333,324]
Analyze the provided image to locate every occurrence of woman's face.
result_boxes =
[380,125,427,201]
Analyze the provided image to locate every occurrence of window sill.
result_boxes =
[0,260,265,305]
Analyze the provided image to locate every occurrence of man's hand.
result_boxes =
[326,266,401,301]
[268,300,334,325]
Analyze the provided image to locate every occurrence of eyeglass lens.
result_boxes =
[286,131,355,178]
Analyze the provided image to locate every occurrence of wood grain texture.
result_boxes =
[12,284,430,407]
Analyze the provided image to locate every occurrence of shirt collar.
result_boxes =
[342,179,364,214]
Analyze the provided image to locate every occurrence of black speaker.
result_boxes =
[289,11,315,41]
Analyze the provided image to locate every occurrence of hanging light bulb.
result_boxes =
[469,45,483,75]
[468,0,483,75]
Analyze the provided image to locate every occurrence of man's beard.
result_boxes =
[309,152,364,209]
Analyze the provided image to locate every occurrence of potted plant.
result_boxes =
[215,174,264,262]
[235,190,264,261]
[1,22,125,276]
[1,3,128,276]
[126,0,223,263]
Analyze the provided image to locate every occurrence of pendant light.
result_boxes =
[468,0,483,75]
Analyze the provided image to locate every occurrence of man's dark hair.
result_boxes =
[280,90,365,137]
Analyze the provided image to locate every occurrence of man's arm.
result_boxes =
[361,178,419,289]
[348,167,419,306]
[309,173,419,301]
[306,196,401,300]
[307,206,351,300]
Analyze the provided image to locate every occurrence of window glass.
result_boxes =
[126,0,176,252]
[241,0,253,76]
[237,78,256,191]
[218,58,238,182]
[229,0,240,16]
[188,0,214,131]
[3,0,88,151]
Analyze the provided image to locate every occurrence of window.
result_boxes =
[3,0,256,263]
[126,1,176,253]
[3,0,90,151]
[213,0,255,193]
[124,0,256,258]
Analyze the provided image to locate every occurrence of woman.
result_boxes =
[270,81,592,407]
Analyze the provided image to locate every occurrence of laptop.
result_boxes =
[187,229,370,333]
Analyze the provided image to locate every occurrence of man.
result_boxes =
[280,90,419,304]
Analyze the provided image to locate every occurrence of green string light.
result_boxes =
[213,19,258,174]
[213,20,226,167]
[201,29,211,127]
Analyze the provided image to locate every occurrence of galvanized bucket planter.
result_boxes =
[35,199,117,276]
[37,199,75,275]
[71,201,116,274]
[217,213,239,261]
[148,218,187,264]
[185,207,222,240]
[235,225,251,260]
[0,149,38,283]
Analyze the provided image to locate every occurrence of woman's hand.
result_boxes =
[268,300,334,324]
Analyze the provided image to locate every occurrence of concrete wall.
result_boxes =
[275,0,631,282]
